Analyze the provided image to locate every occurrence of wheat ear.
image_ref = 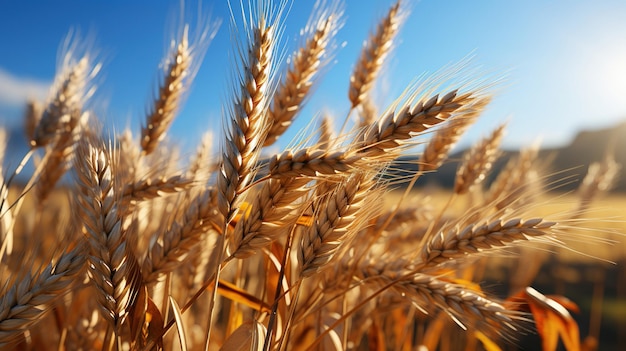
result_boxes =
[578,154,621,211]
[115,129,143,186]
[419,218,556,267]
[74,138,142,328]
[187,131,214,184]
[487,146,540,210]
[229,176,310,258]
[24,100,42,142]
[268,148,360,178]
[300,172,376,277]
[318,115,335,148]
[35,110,86,201]
[454,123,506,195]
[217,20,275,222]
[349,0,404,109]
[264,4,342,146]
[32,56,91,148]
[141,29,191,155]
[121,174,193,204]
[142,189,219,284]
[0,245,85,347]
[359,89,476,156]
[390,273,519,331]
[419,96,491,172]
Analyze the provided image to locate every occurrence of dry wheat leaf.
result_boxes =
[129,284,148,345]
[218,279,271,313]
[146,296,165,350]
[524,287,581,351]
[220,320,266,351]
[169,296,188,351]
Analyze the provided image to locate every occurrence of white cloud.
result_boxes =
[0,67,50,107]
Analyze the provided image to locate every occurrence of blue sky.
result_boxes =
[1,0,626,155]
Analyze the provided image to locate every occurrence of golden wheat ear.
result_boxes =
[217,7,279,223]
[32,33,99,148]
[73,137,142,330]
[264,1,344,147]
[140,29,190,156]
[141,17,219,156]
[578,153,621,212]
[420,96,491,173]
[454,123,506,195]
[348,0,405,110]
[0,244,86,347]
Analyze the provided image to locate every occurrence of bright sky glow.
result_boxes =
[1,0,625,153]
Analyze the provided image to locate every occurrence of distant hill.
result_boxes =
[2,120,625,192]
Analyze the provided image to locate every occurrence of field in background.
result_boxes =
[385,189,626,349]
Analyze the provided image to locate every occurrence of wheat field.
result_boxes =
[0,0,623,350]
